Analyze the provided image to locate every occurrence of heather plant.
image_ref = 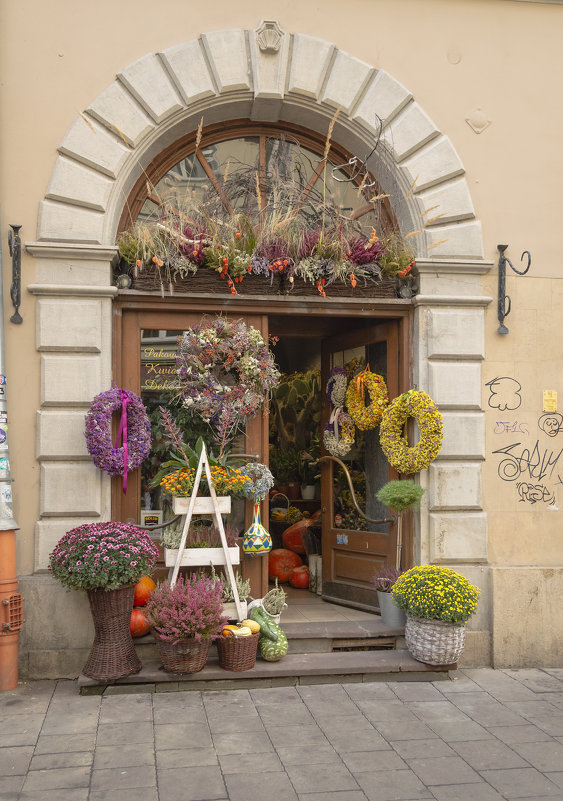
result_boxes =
[162,522,239,550]
[49,522,159,592]
[209,565,252,602]
[146,573,227,642]
[372,566,403,593]
[392,565,480,625]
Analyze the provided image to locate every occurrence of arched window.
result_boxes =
[118,120,395,237]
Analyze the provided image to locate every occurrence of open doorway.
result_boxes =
[268,313,409,612]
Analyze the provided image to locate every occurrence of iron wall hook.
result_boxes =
[7,225,22,324]
[497,244,531,335]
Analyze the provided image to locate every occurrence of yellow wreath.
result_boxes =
[345,369,388,430]
[379,390,443,474]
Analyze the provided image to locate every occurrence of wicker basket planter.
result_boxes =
[216,632,259,672]
[405,615,466,666]
[83,584,142,682]
[153,631,211,674]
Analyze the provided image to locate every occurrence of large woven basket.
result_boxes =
[216,632,259,672]
[405,615,466,666]
[83,584,142,682]
[153,632,211,674]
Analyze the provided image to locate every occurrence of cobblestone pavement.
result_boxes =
[1,668,563,801]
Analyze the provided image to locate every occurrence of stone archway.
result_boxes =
[27,21,492,663]
[37,23,482,257]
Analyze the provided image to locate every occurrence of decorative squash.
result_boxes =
[268,548,302,583]
[259,619,288,661]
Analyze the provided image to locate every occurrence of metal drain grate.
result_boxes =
[2,594,24,631]
[332,637,396,651]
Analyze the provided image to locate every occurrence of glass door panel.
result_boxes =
[321,321,400,610]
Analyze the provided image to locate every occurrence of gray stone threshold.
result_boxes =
[78,650,455,694]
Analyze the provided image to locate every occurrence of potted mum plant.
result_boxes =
[372,566,406,628]
[49,522,159,681]
[392,565,480,665]
[145,572,227,673]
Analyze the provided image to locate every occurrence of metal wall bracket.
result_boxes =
[497,244,531,334]
[7,225,22,324]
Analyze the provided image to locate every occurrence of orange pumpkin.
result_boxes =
[289,565,310,589]
[282,519,310,554]
[133,575,156,607]
[268,548,302,583]
[130,608,150,637]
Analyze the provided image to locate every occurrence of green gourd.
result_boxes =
[249,607,278,642]
[259,620,288,661]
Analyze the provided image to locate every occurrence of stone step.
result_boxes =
[132,617,406,660]
[78,649,455,694]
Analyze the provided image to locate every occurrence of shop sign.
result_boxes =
[141,344,177,392]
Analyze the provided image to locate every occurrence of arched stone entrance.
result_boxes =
[27,21,493,669]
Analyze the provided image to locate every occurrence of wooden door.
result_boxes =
[320,320,405,610]
[113,308,268,532]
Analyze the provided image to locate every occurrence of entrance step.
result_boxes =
[131,616,407,663]
[78,650,454,694]
[78,620,456,694]
[282,618,405,653]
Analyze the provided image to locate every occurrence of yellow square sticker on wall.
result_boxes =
[543,391,557,412]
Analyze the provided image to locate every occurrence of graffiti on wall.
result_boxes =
[488,377,561,507]
[538,413,563,438]
[486,377,522,411]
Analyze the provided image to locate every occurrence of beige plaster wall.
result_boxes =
[1,0,562,669]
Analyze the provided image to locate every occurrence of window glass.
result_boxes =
[138,135,381,236]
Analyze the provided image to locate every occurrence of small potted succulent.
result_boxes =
[372,566,406,628]
[145,573,227,673]
[48,522,159,681]
[392,565,480,665]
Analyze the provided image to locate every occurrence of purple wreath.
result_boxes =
[85,387,151,478]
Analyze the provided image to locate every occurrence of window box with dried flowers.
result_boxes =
[115,127,419,302]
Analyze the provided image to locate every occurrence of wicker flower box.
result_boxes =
[129,269,398,299]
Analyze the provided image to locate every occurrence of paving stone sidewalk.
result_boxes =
[1,668,563,801]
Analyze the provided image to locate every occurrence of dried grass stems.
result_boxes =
[116,132,413,292]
